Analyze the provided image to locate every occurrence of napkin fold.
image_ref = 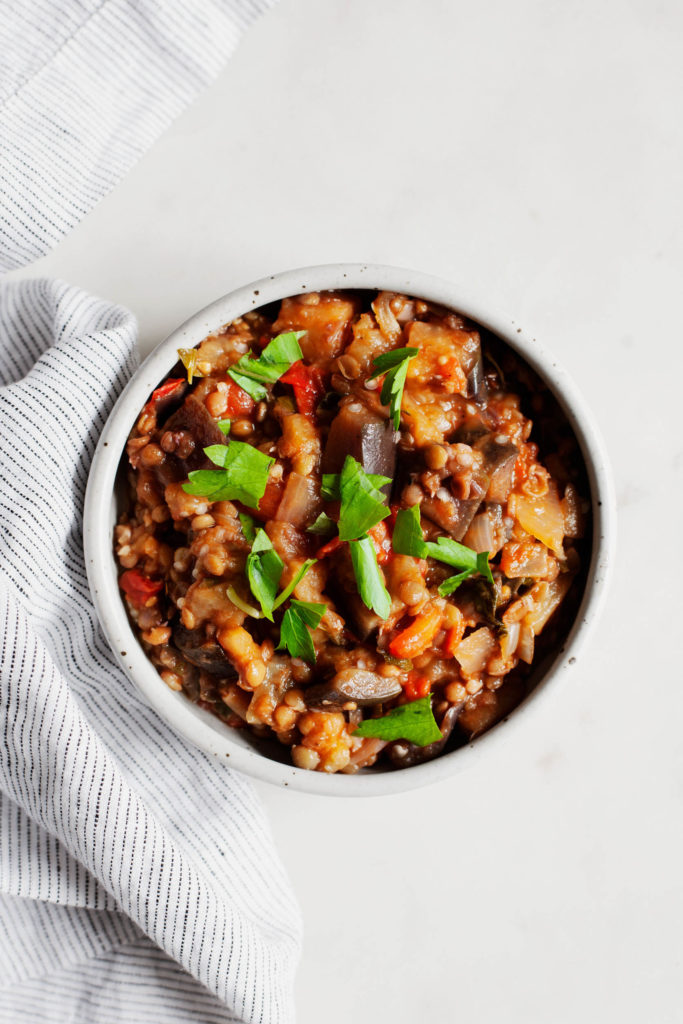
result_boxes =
[0,0,300,1021]
[0,279,301,1023]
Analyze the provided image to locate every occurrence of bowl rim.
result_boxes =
[84,263,616,797]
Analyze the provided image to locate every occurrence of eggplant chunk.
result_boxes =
[305,669,402,711]
[164,396,226,473]
[322,403,397,495]
[476,435,518,503]
[173,623,237,678]
[466,350,487,404]
[388,702,463,768]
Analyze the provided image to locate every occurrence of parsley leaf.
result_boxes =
[424,537,495,586]
[217,419,231,435]
[182,441,274,510]
[227,330,306,400]
[352,695,442,746]
[349,535,391,619]
[368,347,418,430]
[272,559,317,610]
[438,570,473,597]
[238,512,256,544]
[336,456,391,542]
[278,600,326,663]
[321,468,391,503]
[246,529,283,621]
[392,503,429,558]
[307,512,336,536]
[392,505,494,587]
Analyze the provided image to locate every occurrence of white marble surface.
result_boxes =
[9,0,682,1020]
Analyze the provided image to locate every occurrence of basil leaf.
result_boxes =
[278,599,326,663]
[272,559,317,610]
[337,456,391,542]
[307,512,336,536]
[238,512,256,544]
[353,695,442,746]
[392,504,429,558]
[368,347,418,430]
[246,529,283,621]
[182,441,274,510]
[227,330,306,399]
[349,535,391,619]
[217,419,231,435]
[393,505,494,584]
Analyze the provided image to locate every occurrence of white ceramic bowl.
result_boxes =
[84,264,615,796]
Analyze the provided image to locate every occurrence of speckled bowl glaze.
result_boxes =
[84,265,615,796]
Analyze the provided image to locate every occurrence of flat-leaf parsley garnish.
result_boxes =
[307,511,336,536]
[353,695,442,746]
[336,456,391,542]
[368,346,418,430]
[392,504,493,594]
[182,441,274,510]
[349,535,391,619]
[246,529,284,620]
[278,600,326,664]
[227,330,306,401]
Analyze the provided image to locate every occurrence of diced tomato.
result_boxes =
[389,605,442,659]
[251,475,285,521]
[368,520,392,564]
[222,380,255,418]
[316,535,343,559]
[119,570,163,608]
[280,360,326,417]
[402,672,432,701]
[513,441,539,489]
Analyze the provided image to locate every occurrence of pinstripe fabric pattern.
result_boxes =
[0,280,301,1021]
[0,0,278,271]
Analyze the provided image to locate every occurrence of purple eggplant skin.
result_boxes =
[387,702,464,768]
[159,395,227,479]
[305,669,403,711]
[173,623,237,678]
[421,433,518,539]
[466,350,488,404]
[322,403,397,496]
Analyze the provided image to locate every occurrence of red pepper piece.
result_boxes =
[316,535,343,559]
[280,360,325,417]
[119,569,163,608]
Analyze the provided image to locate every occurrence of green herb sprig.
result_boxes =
[278,600,326,663]
[392,504,493,595]
[182,442,274,510]
[368,347,418,429]
[353,696,442,746]
[227,331,306,401]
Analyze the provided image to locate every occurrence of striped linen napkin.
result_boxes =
[0,3,301,1023]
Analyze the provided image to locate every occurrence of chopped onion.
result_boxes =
[371,292,401,343]
[462,512,494,554]
[500,620,520,660]
[517,622,535,664]
[455,627,497,675]
[275,472,320,527]
[524,575,573,635]
[514,482,565,557]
